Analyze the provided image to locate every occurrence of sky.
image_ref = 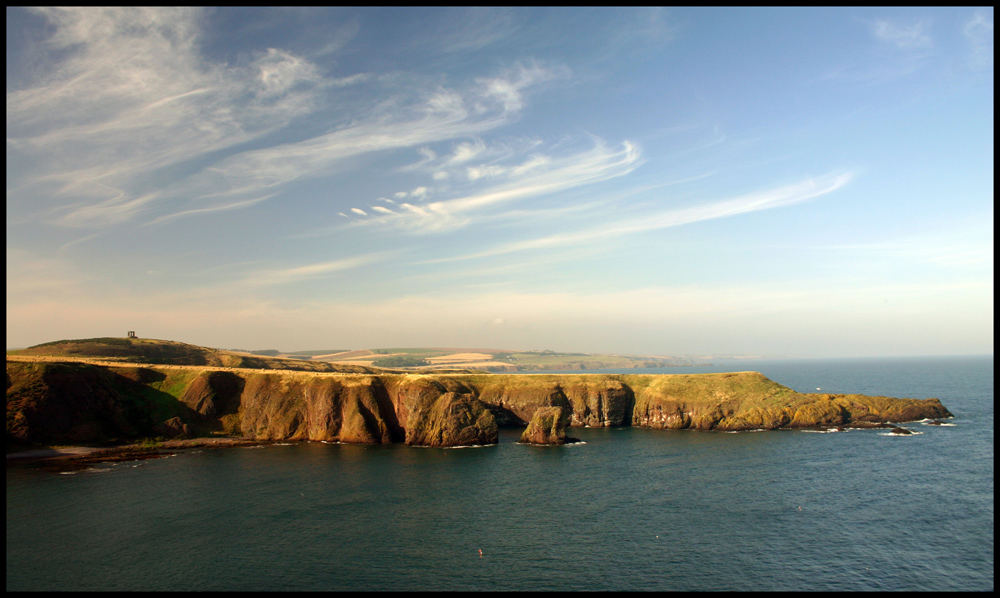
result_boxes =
[5,7,994,358]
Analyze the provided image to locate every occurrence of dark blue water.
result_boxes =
[6,356,993,591]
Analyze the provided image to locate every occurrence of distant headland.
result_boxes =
[7,337,952,458]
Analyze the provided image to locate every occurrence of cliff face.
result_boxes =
[236,374,404,444]
[6,361,953,449]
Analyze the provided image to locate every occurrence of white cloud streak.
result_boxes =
[145,194,275,226]
[8,7,327,227]
[7,8,559,229]
[131,62,557,226]
[351,138,641,233]
[963,9,994,69]
[870,18,933,49]
[427,172,853,262]
[240,252,391,287]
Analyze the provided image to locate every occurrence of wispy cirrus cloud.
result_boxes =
[237,252,393,287]
[963,9,994,69]
[425,172,853,263]
[870,18,933,49]
[8,8,330,225]
[145,195,276,227]
[422,7,521,54]
[108,61,558,228]
[7,8,559,230]
[341,137,641,233]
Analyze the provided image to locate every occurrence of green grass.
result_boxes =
[148,370,200,400]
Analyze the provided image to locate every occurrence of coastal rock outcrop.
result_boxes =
[404,392,498,447]
[519,406,574,445]
[624,372,952,431]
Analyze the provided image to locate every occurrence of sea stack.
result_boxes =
[519,406,575,445]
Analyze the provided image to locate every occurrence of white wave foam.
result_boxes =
[878,430,924,437]
[514,440,586,447]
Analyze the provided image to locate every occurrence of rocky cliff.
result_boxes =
[6,361,953,449]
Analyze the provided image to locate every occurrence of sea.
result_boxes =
[6,355,993,592]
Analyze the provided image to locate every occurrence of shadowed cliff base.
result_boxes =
[6,358,952,452]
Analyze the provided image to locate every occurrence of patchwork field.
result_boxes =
[277,348,694,371]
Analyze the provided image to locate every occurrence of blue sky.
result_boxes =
[6,7,993,357]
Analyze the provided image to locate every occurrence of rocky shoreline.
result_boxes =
[7,359,953,452]
[6,437,278,468]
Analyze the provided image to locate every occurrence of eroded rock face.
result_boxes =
[562,379,634,427]
[519,406,572,445]
[474,381,572,424]
[337,379,403,444]
[404,392,498,447]
[181,370,244,417]
[384,376,475,430]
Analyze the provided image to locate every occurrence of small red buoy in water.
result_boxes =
[478,548,483,558]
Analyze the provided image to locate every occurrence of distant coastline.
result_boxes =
[6,337,953,458]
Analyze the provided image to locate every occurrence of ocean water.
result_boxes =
[6,356,993,591]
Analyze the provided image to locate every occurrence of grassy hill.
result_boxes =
[8,337,696,374]
[8,337,381,374]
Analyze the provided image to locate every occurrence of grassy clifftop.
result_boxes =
[9,337,381,374]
